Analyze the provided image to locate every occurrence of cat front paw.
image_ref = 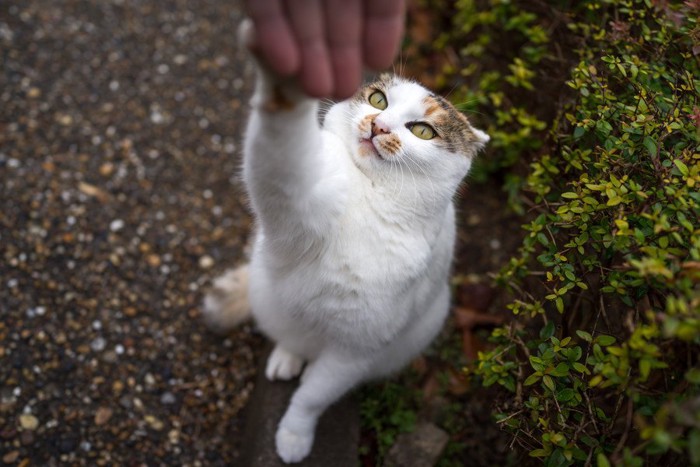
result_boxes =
[265,346,304,381]
[275,426,314,464]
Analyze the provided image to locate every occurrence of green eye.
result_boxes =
[368,90,388,110]
[409,123,437,140]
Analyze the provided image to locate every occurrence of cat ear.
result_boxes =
[472,127,490,147]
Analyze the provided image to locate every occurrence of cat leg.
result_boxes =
[275,354,366,463]
[201,264,251,333]
[266,345,305,381]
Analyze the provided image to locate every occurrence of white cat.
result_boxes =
[203,24,489,464]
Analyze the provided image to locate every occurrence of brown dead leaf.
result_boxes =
[453,307,504,360]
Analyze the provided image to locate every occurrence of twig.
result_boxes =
[611,398,634,461]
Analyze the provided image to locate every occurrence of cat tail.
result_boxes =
[202,264,251,334]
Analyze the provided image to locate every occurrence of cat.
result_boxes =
[202,21,489,464]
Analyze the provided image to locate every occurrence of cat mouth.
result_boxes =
[359,138,384,160]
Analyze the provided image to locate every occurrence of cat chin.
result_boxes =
[358,139,384,160]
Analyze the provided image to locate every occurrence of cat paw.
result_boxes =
[201,266,250,334]
[275,426,314,464]
[266,346,304,381]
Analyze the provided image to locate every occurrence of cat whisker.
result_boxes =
[401,152,440,211]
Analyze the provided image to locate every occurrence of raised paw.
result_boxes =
[265,346,304,381]
[275,425,314,464]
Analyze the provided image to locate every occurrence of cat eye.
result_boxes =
[408,122,437,140]
[368,90,388,110]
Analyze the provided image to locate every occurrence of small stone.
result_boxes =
[78,182,110,203]
[146,254,161,267]
[94,406,113,425]
[90,337,106,352]
[99,162,114,176]
[160,392,176,405]
[57,114,73,126]
[20,429,35,445]
[118,395,132,409]
[109,219,125,232]
[54,332,67,344]
[19,414,39,430]
[144,415,164,431]
[2,451,19,463]
[58,434,79,453]
[102,350,117,363]
[144,373,156,387]
[385,422,449,467]
[27,87,41,98]
[167,429,180,444]
[198,255,214,269]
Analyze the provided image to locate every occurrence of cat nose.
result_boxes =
[371,119,390,137]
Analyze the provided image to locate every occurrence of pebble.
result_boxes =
[385,422,449,467]
[2,0,260,464]
[109,219,125,232]
[160,392,176,405]
[198,255,214,269]
[94,406,113,425]
[144,415,165,431]
[2,451,20,463]
[19,414,39,430]
[90,337,107,352]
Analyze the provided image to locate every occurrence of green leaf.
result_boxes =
[689,429,700,466]
[643,136,657,157]
[576,330,593,342]
[597,452,611,467]
[524,373,541,386]
[540,321,556,339]
[674,159,689,176]
[596,335,616,346]
[685,368,700,385]
[529,448,548,458]
[550,362,570,377]
[557,388,576,402]
[639,359,652,381]
[606,196,623,207]
[542,375,556,391]
[555,297,564,313]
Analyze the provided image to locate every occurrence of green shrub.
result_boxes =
[464,0,700,465]
[408,0,558,194]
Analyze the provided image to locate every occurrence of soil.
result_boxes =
[1,0,525,465]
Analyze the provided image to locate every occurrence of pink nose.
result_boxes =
[371,119,390,137]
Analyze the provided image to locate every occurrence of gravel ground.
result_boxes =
[0,1,264,464]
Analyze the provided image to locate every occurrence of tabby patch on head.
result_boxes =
[421,94,488,155]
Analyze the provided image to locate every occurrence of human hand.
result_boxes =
[243,0,406,99]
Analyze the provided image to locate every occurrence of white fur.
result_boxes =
[205,55,487,463]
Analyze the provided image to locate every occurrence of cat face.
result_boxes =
[324,75,489,188]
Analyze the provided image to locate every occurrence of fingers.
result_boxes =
[363,0,406,70]
[244,0,300,76]
[245,0,406,99]
[285,0,334,98]
[325,0,362,99]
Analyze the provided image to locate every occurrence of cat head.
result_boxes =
[324,74,489,194]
